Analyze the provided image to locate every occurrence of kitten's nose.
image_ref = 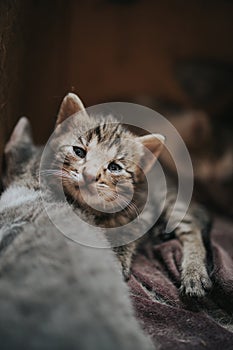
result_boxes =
[82,169,96,185]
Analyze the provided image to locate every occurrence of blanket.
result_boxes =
[129,216,233,349]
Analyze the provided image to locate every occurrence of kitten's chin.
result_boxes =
[63,184,126,215]
[62,179,137,216]
[79,192,119,213]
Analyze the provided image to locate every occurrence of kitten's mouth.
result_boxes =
[79,185,116,202]
[75,182,118,205]
[78,183,96,195]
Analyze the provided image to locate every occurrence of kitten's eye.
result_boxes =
[73,146,86,159]
[108,162,122,173]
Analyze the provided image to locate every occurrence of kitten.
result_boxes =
[42,93,213,298]
[0,117,155,350]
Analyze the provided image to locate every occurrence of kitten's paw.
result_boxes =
[180,266,212,297]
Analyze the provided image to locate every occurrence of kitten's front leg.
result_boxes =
[162,195,212,297]
[176,225,212,297]
[114,242,137,281]
[112,209,153,281]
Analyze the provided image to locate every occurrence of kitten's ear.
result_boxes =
[4,117,34,175]
[56,92,86,126]
[138,133,165,173]
[5,117,33,154]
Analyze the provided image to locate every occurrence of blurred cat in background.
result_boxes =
[133,96,233,216]
[164,110,233,216]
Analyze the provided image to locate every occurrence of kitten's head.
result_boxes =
[47,93,165,219]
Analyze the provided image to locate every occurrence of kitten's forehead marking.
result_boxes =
[116,155,125,160]
[79,136,87,147]
[89,137,98,148]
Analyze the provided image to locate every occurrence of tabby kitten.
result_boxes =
[44,93,212,297]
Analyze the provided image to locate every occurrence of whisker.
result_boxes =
[102,187,140,220]
[40,169,74,181]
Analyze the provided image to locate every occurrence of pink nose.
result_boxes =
[82,170,96,184]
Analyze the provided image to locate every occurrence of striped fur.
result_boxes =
[4,93,213,297]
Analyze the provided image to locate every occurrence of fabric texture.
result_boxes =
[129,216,233,350]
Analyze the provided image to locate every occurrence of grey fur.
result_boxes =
[0,120,155,349]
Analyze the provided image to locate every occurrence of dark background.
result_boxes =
[0,1,233,199]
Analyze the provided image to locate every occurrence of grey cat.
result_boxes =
[0,118,155,349]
